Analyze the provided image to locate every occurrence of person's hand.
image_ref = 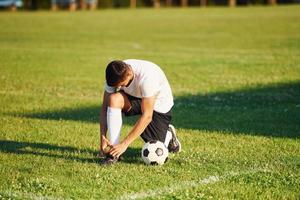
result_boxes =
[109,142,128,158]
[99,135,112,157]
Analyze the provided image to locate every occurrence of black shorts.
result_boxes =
[123,94,172,143]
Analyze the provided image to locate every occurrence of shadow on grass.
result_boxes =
[0,140,141,164]
[16,81,300,138]
[172,81,300,138]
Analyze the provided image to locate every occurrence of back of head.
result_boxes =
[106,60,129,87]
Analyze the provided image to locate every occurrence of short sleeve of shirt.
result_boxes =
[140,78,160,97]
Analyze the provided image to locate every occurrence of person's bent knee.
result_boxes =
[108,92,124,109]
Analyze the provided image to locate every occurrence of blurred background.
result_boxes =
[0,0,300,11]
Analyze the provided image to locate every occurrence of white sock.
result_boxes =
[107,107,122,145]
[164,130,172,147]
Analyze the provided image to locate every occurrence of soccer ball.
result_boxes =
[141,140,169,165]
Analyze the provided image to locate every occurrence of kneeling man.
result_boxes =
[99,59,181,165]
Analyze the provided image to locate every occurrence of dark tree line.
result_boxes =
[4,0,300,10]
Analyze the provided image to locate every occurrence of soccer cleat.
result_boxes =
[167,124,182,153]
[100,154,119,166]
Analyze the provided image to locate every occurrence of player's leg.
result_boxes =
[108,91,132,112]
[106,92,131,145]
[141,110,181,153]
[101,92,131,165]
[122,97,181,152]
[121,96,179,152]
[167,124,182,153]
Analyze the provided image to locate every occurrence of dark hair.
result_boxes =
[105,60,130,87]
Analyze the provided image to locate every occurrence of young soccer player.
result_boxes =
[99,59,181,165]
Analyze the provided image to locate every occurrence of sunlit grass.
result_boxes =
[0,5,299,199]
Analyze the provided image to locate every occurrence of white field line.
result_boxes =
[0,190,67,200]
[117,168,270,200]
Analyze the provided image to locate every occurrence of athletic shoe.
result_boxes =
[100,154,119,166]
[167,124,182,153]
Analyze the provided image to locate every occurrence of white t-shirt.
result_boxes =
[104,59,174,113]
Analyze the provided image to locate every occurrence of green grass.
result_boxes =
[0,5,300,199]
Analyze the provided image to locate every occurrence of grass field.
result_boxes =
[0,5,300,199]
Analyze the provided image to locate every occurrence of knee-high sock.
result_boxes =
[107,107,122,145]
[164,130,172,147]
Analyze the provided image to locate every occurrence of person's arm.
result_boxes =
[109,95,156,158]
[99,91,112,156]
